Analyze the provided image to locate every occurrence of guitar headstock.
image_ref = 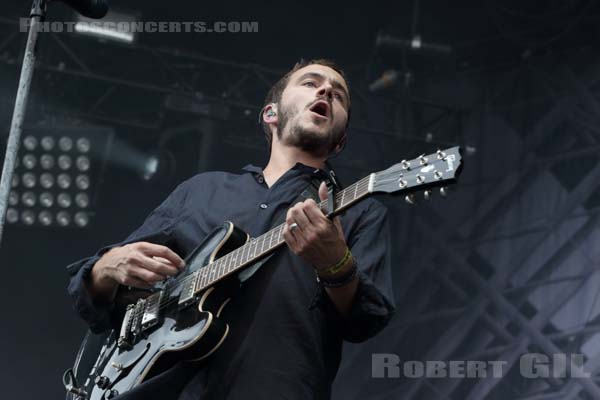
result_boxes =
[370,146,463,201]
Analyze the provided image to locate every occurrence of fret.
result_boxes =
[208,264,215,284]
[224,254,232,273]
[256,236,265,254]
[341,187,346,207]
[200,268,208,288]
[225,252,233,271]
[213,261,220,279]
[215,259,224,279]
[238,244,245,266]
[245,240,252,264]
[267,230,273,250]
[249,238,257,260]
[214,262,220,282]
[241,242,249,265]
[196,268,204,290]
[225,254,232,274]
[353,182,358,200]
[247,241,254,262]
[231,248,239,268]
[219,258,231,276]
[196,270,203,290]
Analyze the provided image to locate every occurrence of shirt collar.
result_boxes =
[242,162,331,178]
[242,162,333,185]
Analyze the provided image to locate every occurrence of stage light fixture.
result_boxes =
[5,127,113,229]
[74,10,139,44]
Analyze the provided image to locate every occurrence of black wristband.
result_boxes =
[316,259,358,288]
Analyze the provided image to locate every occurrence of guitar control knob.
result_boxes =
[105,389,119,399]
[95,375,111,390]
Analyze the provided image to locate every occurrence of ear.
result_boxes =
[262,103,278,124]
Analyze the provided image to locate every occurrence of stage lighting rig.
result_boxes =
[5,126,112,229]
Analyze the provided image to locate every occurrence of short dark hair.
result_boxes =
[260,58,351,149]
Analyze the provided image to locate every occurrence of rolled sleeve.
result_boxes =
[66,181,189,333]
[311,202,396,343]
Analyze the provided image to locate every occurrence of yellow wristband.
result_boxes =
[317,247,352,276]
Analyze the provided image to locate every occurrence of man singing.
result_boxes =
[68,59,396,399]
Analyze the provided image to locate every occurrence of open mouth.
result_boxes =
[309,101,329,119]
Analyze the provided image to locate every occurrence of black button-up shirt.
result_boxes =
[67,163,395,400]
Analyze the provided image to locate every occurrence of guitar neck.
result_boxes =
[190,174,373,292]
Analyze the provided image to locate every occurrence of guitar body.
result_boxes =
[79,222,248,400]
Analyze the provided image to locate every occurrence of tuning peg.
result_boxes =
[405,194,416,205]
[436,149,447,160]
[434,171,443,180]
[439,187,448,197]
[423,190,432,201]
[419,154,428,165]
[416,175,425,184]
[398,179,407,188]
[401,159,410,170]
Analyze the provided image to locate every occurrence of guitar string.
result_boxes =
[140,176,373,316]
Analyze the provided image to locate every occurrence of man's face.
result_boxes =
[275,64,350,156]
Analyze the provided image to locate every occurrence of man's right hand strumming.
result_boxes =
[87,242,185,302]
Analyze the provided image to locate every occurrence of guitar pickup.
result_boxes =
[177,277,197,309]
[141,291,162,330]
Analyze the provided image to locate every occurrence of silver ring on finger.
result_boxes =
[289,222,299,231]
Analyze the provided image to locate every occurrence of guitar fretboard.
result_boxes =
[185,174,373,294]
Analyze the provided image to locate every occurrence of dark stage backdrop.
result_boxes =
[1,1,600,399]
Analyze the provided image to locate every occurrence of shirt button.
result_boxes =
[260,203,268,209]
[258,176,264,183]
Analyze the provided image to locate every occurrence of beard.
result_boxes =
[276,101,344,157]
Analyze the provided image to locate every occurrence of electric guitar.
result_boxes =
[64,147,463,400]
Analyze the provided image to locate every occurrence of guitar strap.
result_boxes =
[237,171,340,283]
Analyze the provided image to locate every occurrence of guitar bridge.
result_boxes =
[117,304,135,349]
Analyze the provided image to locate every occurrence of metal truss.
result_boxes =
[334,47,600,400]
